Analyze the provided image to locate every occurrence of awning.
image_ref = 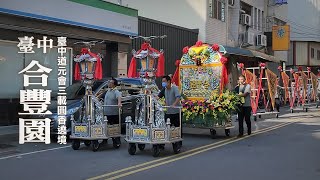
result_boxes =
[249,50,282,63]
[224,46,253,57]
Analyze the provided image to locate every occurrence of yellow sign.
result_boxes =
[75,126,87,133]
[133,129,148,137]
[272,25,290,51]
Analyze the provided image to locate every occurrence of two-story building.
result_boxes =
[286,0,320,73]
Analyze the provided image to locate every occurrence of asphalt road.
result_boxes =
[0,107,319,180]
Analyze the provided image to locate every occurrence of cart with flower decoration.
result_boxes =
[238,63,279,121]
[172,41,242,138]
[70,43,122,152]
[124,36,183,157]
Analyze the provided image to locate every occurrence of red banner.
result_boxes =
[244,70,258,114]
[310,72,318,101]
[300,71,308,104]
[265,69,278,109]
[281,71,290,104]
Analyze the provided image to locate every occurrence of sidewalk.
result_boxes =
[0,125,18,144]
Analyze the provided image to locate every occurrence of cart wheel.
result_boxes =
[92,140,100,152]
[276,114,279,118]
[305,108,308,112]
[72,140,80,150]
[138,144,145,151]
[172,142,181,154]
[210,129,216,139]
[152,145,161,157]
[258,115,261,118]
[254,116,257,121]
[225,129,230,137]
[290,109,294,113]
[112,137,121,149]
[84,141,91,147]
[128,143,136,155]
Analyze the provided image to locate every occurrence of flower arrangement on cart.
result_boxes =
[171,41,242,137]
[181,90,242,127]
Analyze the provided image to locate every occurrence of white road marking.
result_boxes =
[0,145,70,160]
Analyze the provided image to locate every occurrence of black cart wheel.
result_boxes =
[254,116,257,121]
[290,109,294,113]
[276,114,279,118]
[138,144,145,151]
[84,141,91,147]
[172,142,181,154]
[128,143,136,155]
[225,129,230,137]
[258,115,262,118]
[305,108,308,112]
[210,129,216,139]
[152,145,161,157]
[72,140,80,150]
[92,140,100,152]
[112,137,121,149]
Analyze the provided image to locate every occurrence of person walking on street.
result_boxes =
[103,77,122,145]
[235,75,252,137]
[158,75,182,148]
[104,78,122,125]
[161,75,181,128]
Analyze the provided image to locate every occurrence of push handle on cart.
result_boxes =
[162,106,183,109]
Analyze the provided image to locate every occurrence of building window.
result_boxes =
[240,2,252,24]
[311,48,315,59]
[257,9,260,30]
[317,50,320,60]
[209,0,225,21]
[262,11,264,30]
[254,8,257,29]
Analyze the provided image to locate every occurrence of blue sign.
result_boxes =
[275,0,288,5]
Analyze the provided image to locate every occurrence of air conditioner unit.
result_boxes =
[256,34,267,46]
[228,0,235,6]
[244,32,255,45]
[241,14,251,26]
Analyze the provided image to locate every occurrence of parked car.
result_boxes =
[35,78,159,139]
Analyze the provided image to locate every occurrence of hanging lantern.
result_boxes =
[74,48,102,80]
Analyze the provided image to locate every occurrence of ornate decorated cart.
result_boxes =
[172,41,240,138]
[289,67,319,112]
[238,63,279,121]
[125,36,183,157]
[286,67,315,113]
[278,66,297,113]
[70,46,122,152]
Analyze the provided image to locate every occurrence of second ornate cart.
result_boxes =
[125,37,183,157]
